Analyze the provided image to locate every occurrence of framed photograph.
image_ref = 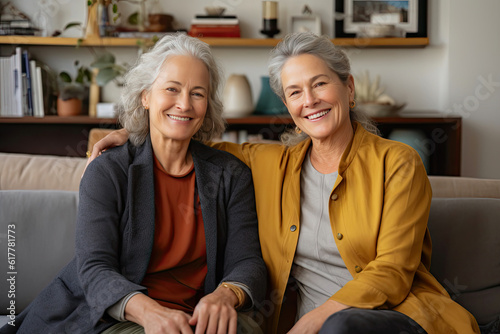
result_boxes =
[291,15,322,35]
[334,0,427,38]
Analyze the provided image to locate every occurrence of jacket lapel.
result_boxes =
[190,141,223,292]
[126,136,156,283]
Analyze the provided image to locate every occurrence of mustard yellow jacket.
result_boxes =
[215,123,479,334]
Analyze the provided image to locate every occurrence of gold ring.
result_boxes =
[86,151,91,158]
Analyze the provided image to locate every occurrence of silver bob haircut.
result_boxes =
[118,33,225,146]
[268,32,378,145]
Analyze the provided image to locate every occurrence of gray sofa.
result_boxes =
[0,152,499,333]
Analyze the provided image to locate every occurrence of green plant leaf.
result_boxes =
[128,12,138,25]
[90,52,116,69]
[96,67,121,86]
[59,71,72,83]
[63,22,82,31]
[113,3,118,13]
[88,0,93,6]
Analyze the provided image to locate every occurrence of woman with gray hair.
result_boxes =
[88,32,479,334]
[6,33,266,334]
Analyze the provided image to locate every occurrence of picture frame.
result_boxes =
[291,15,322,35]
[334,0,427,38]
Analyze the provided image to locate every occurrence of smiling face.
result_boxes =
[281,53,355,144]
[142,55,209,147]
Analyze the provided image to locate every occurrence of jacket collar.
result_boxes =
[289,121,366,175]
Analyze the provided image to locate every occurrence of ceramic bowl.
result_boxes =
[204,6,226,16]
[356,103,406,118]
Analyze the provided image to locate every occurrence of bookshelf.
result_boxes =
[0,114,460,176]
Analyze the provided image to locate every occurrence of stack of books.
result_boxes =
[0,47,47,117]
[188,15,240,38]
[0,3,38,36]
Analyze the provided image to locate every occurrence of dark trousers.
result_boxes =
[319,308,427,334]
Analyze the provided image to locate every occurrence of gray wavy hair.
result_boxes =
[118,33,225,146]
[268,32,379,146]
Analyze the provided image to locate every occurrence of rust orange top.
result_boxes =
[141,155,207,313]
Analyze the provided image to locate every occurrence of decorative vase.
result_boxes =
[254,76,287,115]
[388,129,430,173]
[223,74,253,118]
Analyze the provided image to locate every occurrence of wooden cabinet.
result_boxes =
[0,114,461,176]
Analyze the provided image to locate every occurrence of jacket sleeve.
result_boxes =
[76,158,147,326]
[218,161,267,307]
[331,147,432,309]
[210,141,270,169]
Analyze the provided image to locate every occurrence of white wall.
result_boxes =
[10,0,500,178]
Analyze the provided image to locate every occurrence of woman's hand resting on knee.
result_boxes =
[287,300,350,334]
[125,293,193,334]
[124,285,240,334]
[189,284,239,334]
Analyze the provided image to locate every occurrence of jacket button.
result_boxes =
[290,225,297,232]
[331,193,338,201]
[337,233,343,240]
[355,265,362,273]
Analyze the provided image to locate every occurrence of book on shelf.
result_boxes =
[22,50,33,116]
[29,60,41,117]
[188,25,241,38]
[115,31,187,38]
[14,47,23,117]
[195,15,237,19]
[190,18,239,26]
[35,66,45,117]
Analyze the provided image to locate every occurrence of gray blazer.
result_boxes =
[7,137,266,334]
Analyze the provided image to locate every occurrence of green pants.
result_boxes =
[101,313,263,334]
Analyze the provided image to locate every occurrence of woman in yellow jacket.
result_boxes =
[88,32,479,334]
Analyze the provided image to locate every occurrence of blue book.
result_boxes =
[22,50,33,116]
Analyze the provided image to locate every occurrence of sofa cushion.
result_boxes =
[0,153,86,191]
[0,190,78,315]
[428,198,500,325]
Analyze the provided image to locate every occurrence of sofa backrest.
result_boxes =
[428,197,500,326]
[429,176,500,199]
[0,190,78,315]
[0,153,86,191]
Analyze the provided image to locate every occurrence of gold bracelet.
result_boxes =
[221,282,246,310]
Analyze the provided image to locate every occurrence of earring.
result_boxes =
[144,106,149,111]
[349,100,356,109]
[295,126,302,134]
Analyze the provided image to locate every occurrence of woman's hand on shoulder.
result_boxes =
[189,285,239,334]
[83,128,130,176]
[287,300,350,334]
[124,293,193,334]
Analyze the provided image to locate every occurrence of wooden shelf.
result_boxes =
[332,37,429,47]
[0,36,281,47]
[0,36,428,48]
[0,116,117,124]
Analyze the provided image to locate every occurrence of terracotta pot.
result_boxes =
[57,98,82,117]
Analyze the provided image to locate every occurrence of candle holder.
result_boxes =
[260,1,280,38]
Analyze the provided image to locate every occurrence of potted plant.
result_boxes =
[57,61,91,116]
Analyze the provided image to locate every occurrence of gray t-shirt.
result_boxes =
[291,151,352,320]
